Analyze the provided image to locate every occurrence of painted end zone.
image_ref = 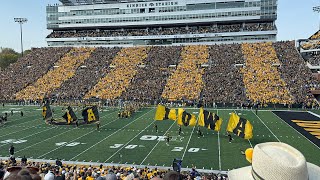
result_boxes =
[273,111,320,148]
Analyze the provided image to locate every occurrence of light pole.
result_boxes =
[313,6,320,30]
[14,18,28,57]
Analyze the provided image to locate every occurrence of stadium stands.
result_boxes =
[310,31,320,40]
[85,47,149,100]
[0,42,318,106]
[47,22,275,39]
[0,159,227,180]
[120,46,181,101]
[51,47,120,99]
[161,45,209,101]
[0,47,71,100]
[15,47,95,100]
[241,42,293,105]
[273,41,319,105]
[202,44,247,104]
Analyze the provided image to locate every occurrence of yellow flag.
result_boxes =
[178,108,196,126]
[198,107,205,127]
[227,112,253,139]
[154,105,176,121]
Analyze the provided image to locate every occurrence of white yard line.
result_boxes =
[0,120,44,138]
[271,112,320,150]
[1,117,43,130]
[16,128,74,153]
[251,110,281,142]
[0,127,54,147]
[105,119,155,162]
[140,120,176,165]
[217,109,221,171]
[16,111,117,153]
[248,139,253,148]
[181,125,196,160]
[307,111,320,118]
[69,109,153,161]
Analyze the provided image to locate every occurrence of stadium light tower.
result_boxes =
[313,6,320,29]
[14,18,28,57]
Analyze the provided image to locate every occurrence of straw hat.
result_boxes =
[228,142,320,180]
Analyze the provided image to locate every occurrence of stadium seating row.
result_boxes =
[202,44,247,104]
[0,47,71,99]
[15,48,95,100]
[120,46,180,101]
[46,22,275,39]
[241,42,293,104]
[0,42,318,106]
[161,45,208,101]
[85,47,149,99]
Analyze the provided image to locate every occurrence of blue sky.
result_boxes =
[0,0,320,52]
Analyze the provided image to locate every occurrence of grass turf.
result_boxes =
[0,105,319,171]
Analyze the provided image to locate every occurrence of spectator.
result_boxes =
[228,142,320,180]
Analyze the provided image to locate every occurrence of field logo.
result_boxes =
[292,120,320,139]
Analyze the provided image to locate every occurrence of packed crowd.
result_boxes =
[1,42,319,106]
[0,158,228,180]
[47,22,275,38]
[202,44,247,104]
[301,40,320,50]
[0,47,71,100]
[162,45,208,101]
[51,47,120,99]
[85,47,149,100]
[15,48,95,100]
[305,53,320,66]
[241,42,294,105]
[273,41,320,105]
[120,46,180,101]
[310,31,320,40]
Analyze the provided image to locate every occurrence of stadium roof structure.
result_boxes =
[59,0,158,5]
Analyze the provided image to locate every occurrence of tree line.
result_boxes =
[0,47,31,70]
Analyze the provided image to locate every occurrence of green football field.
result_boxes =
[0,105,319,172]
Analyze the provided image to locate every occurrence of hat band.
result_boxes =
[251,168,265,180]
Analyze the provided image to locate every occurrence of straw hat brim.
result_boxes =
[228,163,320,180]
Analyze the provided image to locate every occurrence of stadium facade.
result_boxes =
[46,0,278,47]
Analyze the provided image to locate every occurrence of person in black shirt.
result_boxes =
[21,155,27,165]
[154,123,158,133]
[96,121,100,131]
[166,133,170,146]
[197,127,204,138]
[9,145,14,155]
[228,132,233,143]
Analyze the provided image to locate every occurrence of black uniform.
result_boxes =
[154,124,158,133]
[197,128,203,137]
[97,121,100,131]
[9,145,14,155]
[228,134,233,143]
[166,134,170,145]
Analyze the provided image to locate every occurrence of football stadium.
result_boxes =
[1,0,320,179]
